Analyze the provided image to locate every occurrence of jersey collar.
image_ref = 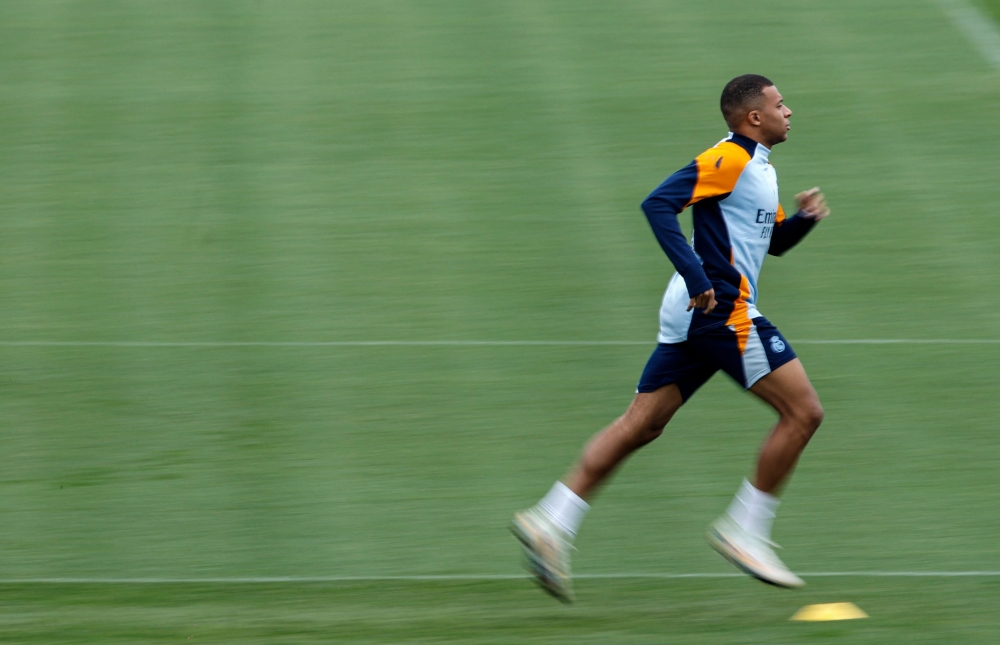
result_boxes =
[727,132,769,160]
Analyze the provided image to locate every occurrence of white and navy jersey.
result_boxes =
[641,133,816,349]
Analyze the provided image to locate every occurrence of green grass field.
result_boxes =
[2,0,1000,642]
[983,0,1000,21]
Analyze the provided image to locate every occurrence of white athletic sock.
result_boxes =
[538,481,590,538]
[726,479,780,540]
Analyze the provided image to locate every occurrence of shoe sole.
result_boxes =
[707,528,803,589]
[509,516,574,603]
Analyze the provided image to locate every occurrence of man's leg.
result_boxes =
[564,384,684,500]
[511,384,684,602]
[536,384,685,541]
[708,358,823,588]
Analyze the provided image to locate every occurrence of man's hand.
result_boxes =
[687,288,717,314]
[795,187,830,221]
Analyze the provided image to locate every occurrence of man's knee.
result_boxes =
[624,387,682,434]
[789,399,824,437]
[806,399,825,430]
[639,423,666,445]
[615,412,667,447]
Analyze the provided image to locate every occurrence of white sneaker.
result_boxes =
[510,507,575,602]
[707,515,804,588]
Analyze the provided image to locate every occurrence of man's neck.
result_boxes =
[731,129,772,150]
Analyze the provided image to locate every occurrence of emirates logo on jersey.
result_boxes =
[755,209,778,223]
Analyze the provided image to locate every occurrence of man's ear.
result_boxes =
[747,110,762,126]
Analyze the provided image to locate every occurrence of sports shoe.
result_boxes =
[510,507,575,602]
[707,515,804,588]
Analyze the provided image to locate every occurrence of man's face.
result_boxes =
[754,85,792,146]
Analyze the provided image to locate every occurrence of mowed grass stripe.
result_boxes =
[934,0,1000,67]
[0,577,994,644]
[1,339,1000,347]
[0,343,997,580]
[0,571,998,583]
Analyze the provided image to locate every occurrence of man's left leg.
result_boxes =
[512,341,714,602]
[511,385,686,603]
[708,358,823,588]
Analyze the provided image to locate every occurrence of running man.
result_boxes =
[511,74,830,601]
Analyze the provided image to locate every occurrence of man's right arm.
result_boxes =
[641,161,713,298]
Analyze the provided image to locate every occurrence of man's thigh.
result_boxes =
[636,341,718,402]
[748,357,821,418]
[622,383,686,433]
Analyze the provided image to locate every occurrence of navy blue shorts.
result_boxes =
[637,317,796,401]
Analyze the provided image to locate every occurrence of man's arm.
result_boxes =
[768,187,829,256]
[641,162,713,297]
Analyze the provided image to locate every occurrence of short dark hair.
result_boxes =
[720,74,774,128]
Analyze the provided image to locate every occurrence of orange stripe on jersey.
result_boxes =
[776,203,786,225]
[686,141,753,207]
[725,274,754,354]
[725,247,753,354]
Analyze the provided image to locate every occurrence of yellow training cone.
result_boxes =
[790,602,868,621]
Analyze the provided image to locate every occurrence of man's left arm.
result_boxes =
[768,187,830,256]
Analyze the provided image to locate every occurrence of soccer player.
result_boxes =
[511,74,830,601]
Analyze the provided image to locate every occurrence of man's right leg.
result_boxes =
[511,385,683,602]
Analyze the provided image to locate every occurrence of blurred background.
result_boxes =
[1,0,999,642]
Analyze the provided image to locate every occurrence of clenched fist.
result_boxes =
[795,187,830,221]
